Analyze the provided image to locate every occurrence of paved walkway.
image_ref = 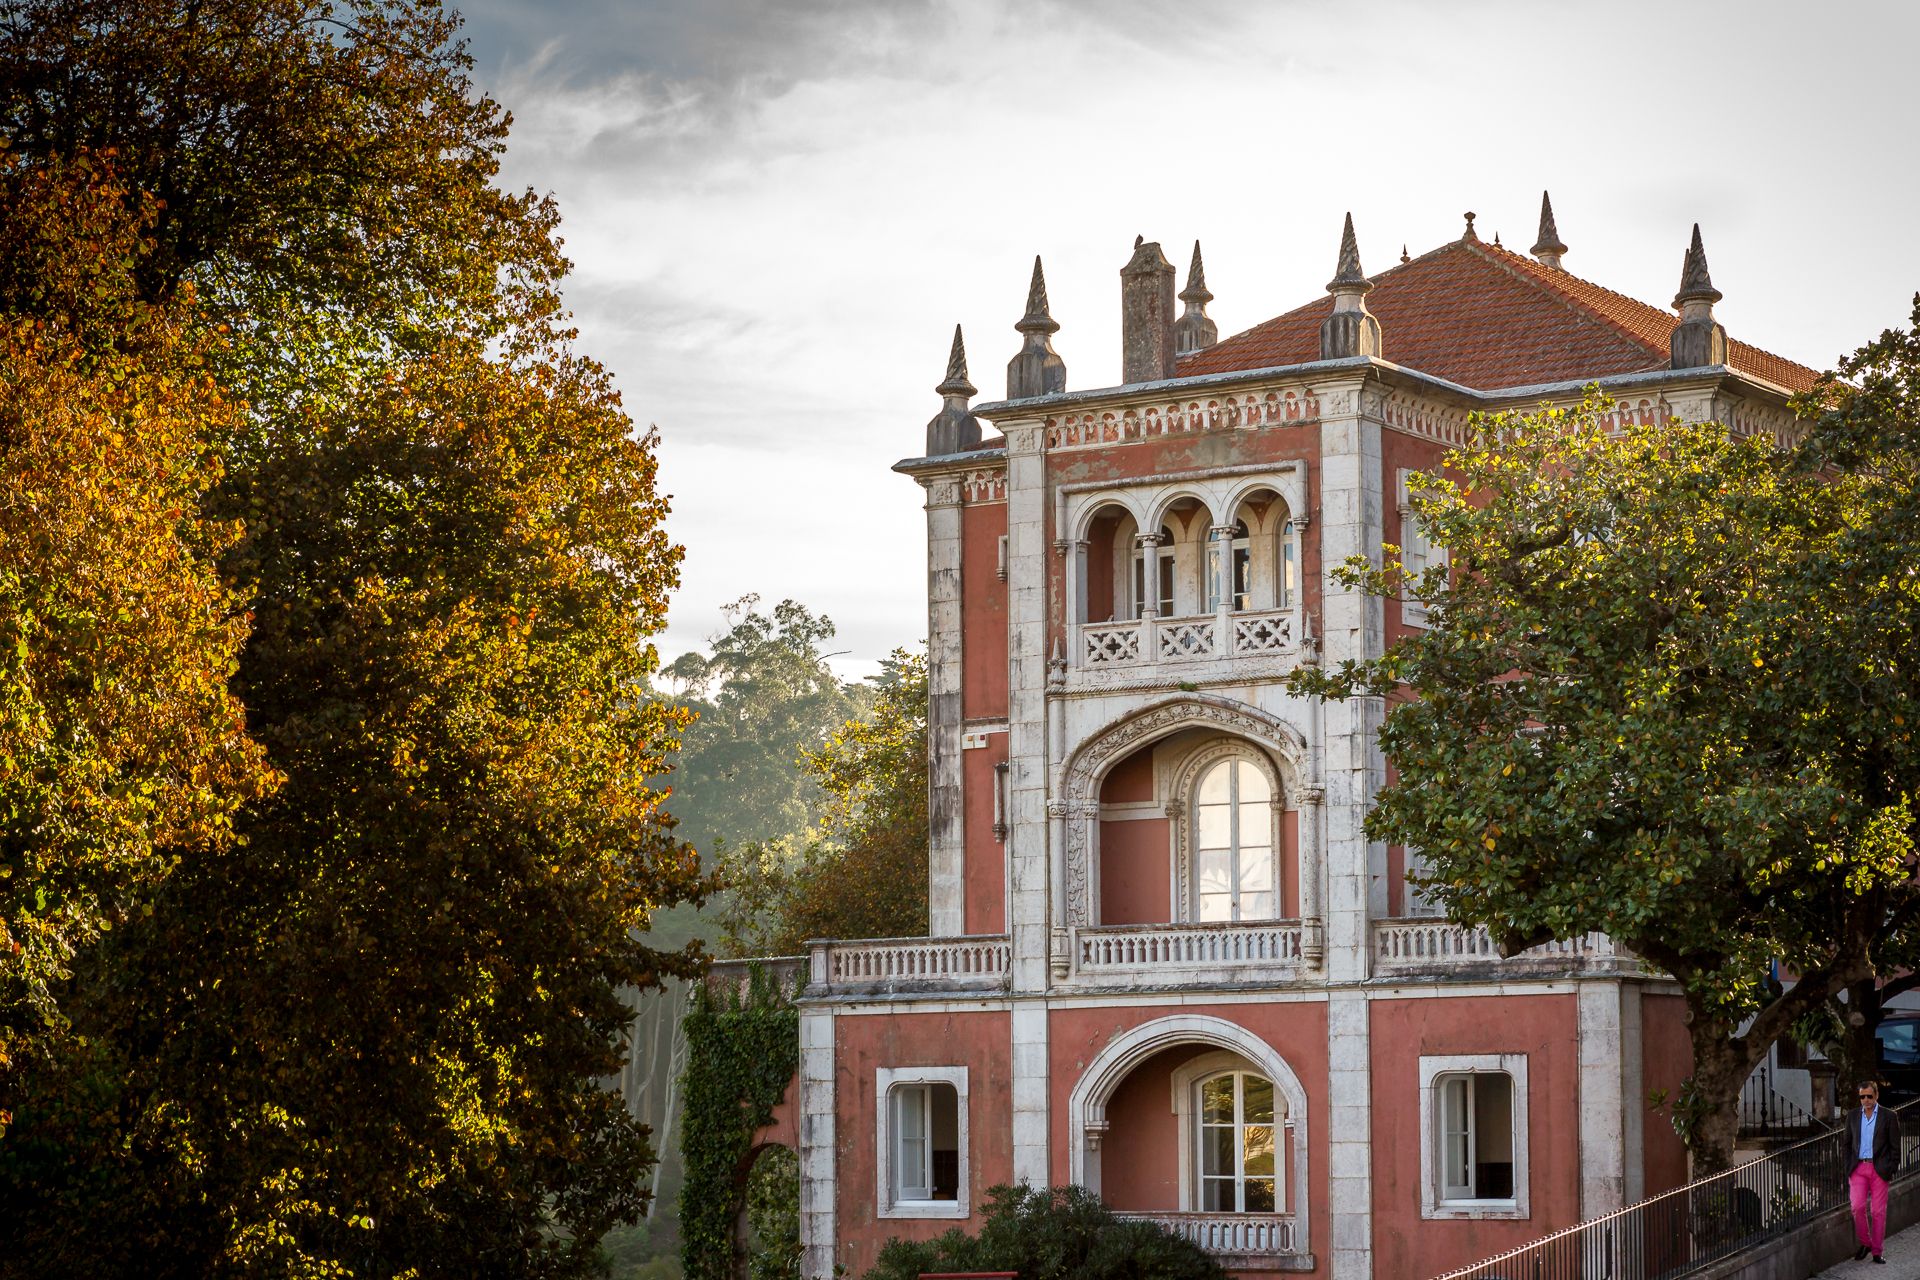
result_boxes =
[1817,1223,1920,1278]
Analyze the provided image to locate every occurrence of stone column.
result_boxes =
[1135,532,1164,619]
[798,1008,837,1280]
[1000,419,1053,1186]
[1298,784,1326,967]
[1578,978,1645,1216]
[1317,379,1385,1280]
[925,476,966,937]
[1210,523,1237,654]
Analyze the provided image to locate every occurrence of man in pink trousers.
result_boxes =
[1848,1080,1903,1264]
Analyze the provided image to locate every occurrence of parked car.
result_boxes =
[1875,1013,1920,1102]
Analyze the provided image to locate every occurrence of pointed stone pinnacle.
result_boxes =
[1326,212,1370,294]
[1180,240,1212,305]
[936,323,976,398]
[1016,256,1060,336]
[1401,244,1411,265]
[1462,211,1478,241]
[1673,223,1723,308]
[1531,190,1568,264]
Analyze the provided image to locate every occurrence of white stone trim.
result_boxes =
[1065,1014,1310,1254]
[1417,1053,1531,1221]
[875,1065,970,1220]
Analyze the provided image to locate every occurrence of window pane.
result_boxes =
[929,1084,961,1201]
[1244,1076,1274,1124]
[1197,892,1233,922]
[1197,804,1232,853]
[895,1086,930,1201]
[1237,891,1273,920]
[1132,554,1146,619]
[1198,763,1231,805]
[1244,1128,1275,1177]
[1201,1076,1234,1123]
[1197,845,1232,894]
[1236,761,1271,805]
[1202,1177,1234,1212]
[1202,1125,1235,1176]
[1245,1178,1277,1213]
[897,1085,926,1140]
[1238,845,1274,893]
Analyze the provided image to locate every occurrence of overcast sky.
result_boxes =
[456,0,1920,679]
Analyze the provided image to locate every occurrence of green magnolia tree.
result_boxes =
[717,649,929,957]
[1292,392,1920,1172]
[0,0,708,1274]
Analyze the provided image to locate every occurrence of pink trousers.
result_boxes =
[1852,1160,1890,1255]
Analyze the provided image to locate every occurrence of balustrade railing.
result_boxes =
[807,936,1010,994]
[1079,607,1300,671]
[1078,921,1303,972]
[1116,1212,1299,1261]
[1372,919,1622,975]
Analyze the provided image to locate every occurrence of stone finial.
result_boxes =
[926,324,982,455]
[1531,190,1568,269]
[1120,235,1177,383]
[1320,212,1382,361]
[1673,223,1723,307]
[1401,244,1411,265]
[1669,224,1728,370]
[1007,255,1068,399]
[1462,211,1478,241]
[1326,212,1370,294]
[1174,240,1218,357]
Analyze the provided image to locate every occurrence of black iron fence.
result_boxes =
[1431,1099,1920,1280]
[1739,1061,1829,1140]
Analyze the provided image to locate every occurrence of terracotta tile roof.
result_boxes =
[1177,237,1822,395]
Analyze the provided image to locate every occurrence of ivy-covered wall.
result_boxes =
[679,965,802,1280]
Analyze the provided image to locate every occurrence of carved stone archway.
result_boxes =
[1058,695,1314,933]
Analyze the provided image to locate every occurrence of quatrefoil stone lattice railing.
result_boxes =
[1079,608,1300,671]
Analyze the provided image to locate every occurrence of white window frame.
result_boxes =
[1397,468,1447,628]
[1418,1054,1529,1220]
[1170,1049,1290,1214]
[876,1066,969,1219]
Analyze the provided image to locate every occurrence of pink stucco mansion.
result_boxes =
[764,199,1822,1280]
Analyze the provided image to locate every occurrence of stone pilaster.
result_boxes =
[925,476,967,936]
[1011,1000,1051,1186]
[798,1008,837,1279]
[1317,378,1385,1280]
[1579,979,1645,1216]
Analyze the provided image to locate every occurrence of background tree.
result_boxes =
[718,649,929,957]
[0,1,707,1274]
[1292,394,1919,1172]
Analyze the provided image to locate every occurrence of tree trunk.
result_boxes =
[1843,978,1884,1092]
[1686,1029,1753,1176]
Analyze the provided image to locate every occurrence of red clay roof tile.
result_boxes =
[1177,238,1821,396]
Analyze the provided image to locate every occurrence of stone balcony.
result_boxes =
[1115,1212,1309,1271]
[1071,920,1305,989]
[1068,606,1307,693]
[805,935,1011,998]
[1370,918,1635,979]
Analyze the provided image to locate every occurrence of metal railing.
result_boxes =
[1739,1061,1829,1140]
[1431,1098,1920,1280]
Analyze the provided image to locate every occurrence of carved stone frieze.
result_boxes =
[1044,387,1322,452]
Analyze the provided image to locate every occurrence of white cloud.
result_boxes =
[471,0,1920,673]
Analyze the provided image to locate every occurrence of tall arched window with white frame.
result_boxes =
[1197,1069,1279,1212]
[1194,757,1276,921]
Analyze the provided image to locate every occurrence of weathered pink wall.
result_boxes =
[1048,1001,1331,1280]
[1641,993,1694,1195]
[1099,817,1170,924]
[961,740,1006,934]
[1379,430,1451,646]
[833,1010,1014,1277]
[960,502,1007,722]
[1368,993,1581,1278]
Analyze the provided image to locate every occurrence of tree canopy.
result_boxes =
[0,0,707,1274]
[1293,382,1920,1171]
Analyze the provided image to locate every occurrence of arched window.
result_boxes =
[1198,1070,1278,1211]
[1207,520,1252,612]
[1194,758,1275,921]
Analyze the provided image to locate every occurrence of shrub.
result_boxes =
[863,1184,1225,1280]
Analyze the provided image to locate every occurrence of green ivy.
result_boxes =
[680,964,802,1280]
